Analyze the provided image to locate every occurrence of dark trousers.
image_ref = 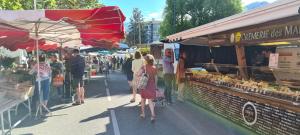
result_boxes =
[64,72,72,98]
[164,74,174,103]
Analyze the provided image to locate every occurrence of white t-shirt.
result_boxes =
[132,59,144,74]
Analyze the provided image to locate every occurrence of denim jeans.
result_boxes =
[34,78,50,101]
[56,85,63,96]
[164,74,174,103]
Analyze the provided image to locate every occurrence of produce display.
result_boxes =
[0,69,34,100]
[190,72,300,103]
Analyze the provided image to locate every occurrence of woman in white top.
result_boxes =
[131,51,144,103]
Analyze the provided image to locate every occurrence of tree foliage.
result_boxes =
[0,0,102,10]
[56,0,102,9]
[126,8,147,46]
[160,0,242,38]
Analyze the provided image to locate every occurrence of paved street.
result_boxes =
[12,71,255,135]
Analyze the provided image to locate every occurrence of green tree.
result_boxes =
[56,0,102,9]
[203,0,242,22]
[160,0,242,38]
[126,8,147,46]
[160,0,192,38]
[0,0,102,10]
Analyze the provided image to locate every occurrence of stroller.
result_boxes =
[153,89,166,107]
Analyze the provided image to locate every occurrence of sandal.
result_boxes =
[130,99,135,103]
[151,116,156,123]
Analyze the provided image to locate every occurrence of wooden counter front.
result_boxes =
[190,81,300,112]
[186,81,300,135]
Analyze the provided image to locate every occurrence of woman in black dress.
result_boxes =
[124,54,134,91]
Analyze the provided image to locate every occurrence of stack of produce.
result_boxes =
[191,72,300,103]
[0,73,34,100]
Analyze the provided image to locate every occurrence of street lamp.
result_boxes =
[138,22,141,45]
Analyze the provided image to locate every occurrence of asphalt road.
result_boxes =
[11,71,256,135]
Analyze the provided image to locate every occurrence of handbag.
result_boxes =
[53,74,64,87]
[137,66,149,90]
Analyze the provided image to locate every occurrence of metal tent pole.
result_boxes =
[34,0,37,10]
[34,21,52,119]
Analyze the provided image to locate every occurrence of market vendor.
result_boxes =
[163,48,174,104]
[176,51,186,101]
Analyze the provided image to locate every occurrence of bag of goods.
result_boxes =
[53,74,64,87]
[90,69,97,76]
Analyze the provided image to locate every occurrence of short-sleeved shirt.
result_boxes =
[50,61,63,77]
[132,59,144,74]
[163,56,174,74]
[30,62,51,81]
[71,55,85,78]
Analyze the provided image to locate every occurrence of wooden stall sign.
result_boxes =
[230,18,300,44]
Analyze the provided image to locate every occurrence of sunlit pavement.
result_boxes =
[12,71,256,135]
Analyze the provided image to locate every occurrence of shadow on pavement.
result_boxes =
[80,111,110,123]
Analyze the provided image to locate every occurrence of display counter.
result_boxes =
[185,72,300,135]
[0,70,33,135]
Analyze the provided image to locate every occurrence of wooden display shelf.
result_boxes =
[190,81,300,112]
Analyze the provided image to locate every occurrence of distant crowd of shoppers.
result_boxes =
[28,47,187,123]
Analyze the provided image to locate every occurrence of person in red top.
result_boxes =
[176,51,186,101]
[139,54,157,123]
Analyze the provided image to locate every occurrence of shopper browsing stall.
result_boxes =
[138,54,157,123]
[29,55,52,107]
[71,49,86,105]
[50,55,64,98]
[131,51,144,103]
[63,51,72,99]
[124,54,134,92]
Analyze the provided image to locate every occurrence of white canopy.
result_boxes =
[0,10,82,48]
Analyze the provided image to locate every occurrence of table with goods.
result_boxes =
[0,68,33,135]
[185,68,300,135]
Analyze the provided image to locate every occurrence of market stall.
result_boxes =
[0,68,33,135]
[166,0,300,135]
[0,6,126,134]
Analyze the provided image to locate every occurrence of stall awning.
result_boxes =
[0,23,30,50]
[167,0,300,42]
[25,42,57,52]
[0,6,126,50]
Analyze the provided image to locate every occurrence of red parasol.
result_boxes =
[0,6,126,50]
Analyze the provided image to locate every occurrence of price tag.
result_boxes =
[269,53,279,68]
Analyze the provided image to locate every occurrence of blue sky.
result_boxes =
[101,0,278,23]
[101,0,165,22]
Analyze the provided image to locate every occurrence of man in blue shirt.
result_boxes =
[71,49,85,105]
[163,49,175,104]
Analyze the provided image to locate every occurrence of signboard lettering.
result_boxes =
[232,23,300,43]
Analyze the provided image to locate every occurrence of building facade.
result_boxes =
[145,19,161,44]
